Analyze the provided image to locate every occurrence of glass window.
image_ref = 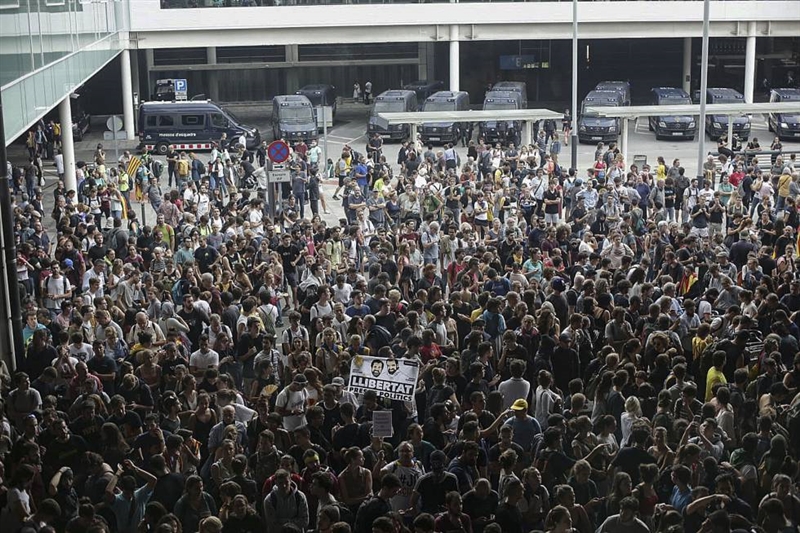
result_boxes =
[181,114,204,126]
[210,113,228,128]
[158,115,175,127]
[146,116,157,127]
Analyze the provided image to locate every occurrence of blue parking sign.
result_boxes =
[174,79,187,92]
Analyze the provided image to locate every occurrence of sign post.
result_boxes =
[105,115,124,168]
[174,79,188,101]
[266,140,291,222]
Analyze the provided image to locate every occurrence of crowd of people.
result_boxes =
[3,122,800,533]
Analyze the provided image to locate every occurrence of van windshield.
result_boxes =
[423,102,456,112]
[302,93,325,106]
[714,97,742,105]
[484,102,517,110]
[660,97,691,105]
[221,106,241,123]
[373,101,406,114]
[280,107,314,123]
[582,100,616,116]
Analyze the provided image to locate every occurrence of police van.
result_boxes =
[137,100,260,154]
[595,81,631,107]
[578,90,625,143]
[490,81,528,109]
[403,81,445,110]
[703,88,751,141]
[296,84,337,130]
[271,95,319,143]
[648,87,696,141]
[479,90,524,145]
[768,88,800,139]
[368,90,418,141]
[419,91,470,145]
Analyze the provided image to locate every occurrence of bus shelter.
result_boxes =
[375,109,564,148]
[585,102,800,168]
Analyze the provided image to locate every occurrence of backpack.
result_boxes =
[151,159,163,178]
[171,278,188,303]
[257,304,277,339]
[484,312,502,338]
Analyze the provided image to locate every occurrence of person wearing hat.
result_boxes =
[330,375,359,407]
[502,398,541,453]
[275,373,309,431]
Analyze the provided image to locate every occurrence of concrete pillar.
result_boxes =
[285,45,300,93]
[521,120,532,146]
[683,37,692,93]
[744,21,756,104]
[418,42,435,81]
[59,97,76,193]
[449,25,459,92]
[121,49,135,140]
[145,49,155,101]
[417,43,428,81]
[130,49,141,107]
[620,118,629,169]
[207,46,219,101]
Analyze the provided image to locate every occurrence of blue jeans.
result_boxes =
[294,193,305,218]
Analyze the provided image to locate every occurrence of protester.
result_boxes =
[3,122,800,533]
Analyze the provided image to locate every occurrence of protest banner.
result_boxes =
[347,355,419,403]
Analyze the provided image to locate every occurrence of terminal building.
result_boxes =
[1,0,799,190]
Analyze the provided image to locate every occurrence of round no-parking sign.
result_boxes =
[267,140,290,164]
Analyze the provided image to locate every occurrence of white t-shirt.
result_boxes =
[43,274,71,311]
[190,349,220,371]
[275,387,308,431]
[498,377,531,411]
[68,343,94,362]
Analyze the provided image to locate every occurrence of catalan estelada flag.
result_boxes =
[127,156,144,202]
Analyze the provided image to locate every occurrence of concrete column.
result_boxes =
[620,118,629,169]
[449,25,459,92]
[59,97,76,193]
[130,49,141,106]
[207,46,219,101]
[121,49,135,140]
[145,49,155,101]
[285,45,300,93]
[683,37,692,93]
[744,21,756,104]
[521,120,532,146]
[417,43,428,81]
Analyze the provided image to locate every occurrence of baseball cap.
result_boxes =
[63,258,74,269]
[293,374,308,385]
[331,377,345,387]
[511,399,528,411]
[551,278,566,292]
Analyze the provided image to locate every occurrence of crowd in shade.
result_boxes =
[3,125,800,533]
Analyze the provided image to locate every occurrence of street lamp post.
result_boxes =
[696,0,711,182]
[571,0,579,171]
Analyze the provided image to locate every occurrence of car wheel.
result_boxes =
[155,142,169,155]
